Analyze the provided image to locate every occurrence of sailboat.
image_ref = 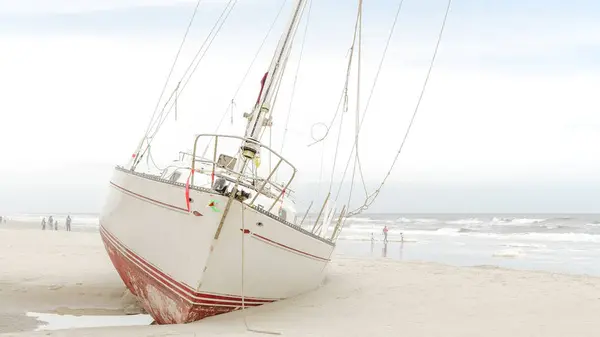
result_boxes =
[99,0,344,325]
[99,0,451,325]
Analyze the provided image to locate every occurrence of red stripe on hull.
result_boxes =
[240,229,330,262]
[100,227,273,304]
[110,182,189,213]
[100,227,274,324]
[110,180,331,263]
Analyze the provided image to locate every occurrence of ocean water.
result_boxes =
[336,214,600,277]
[4,213,600,276]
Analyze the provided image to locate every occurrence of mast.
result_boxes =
[240,0,308,161]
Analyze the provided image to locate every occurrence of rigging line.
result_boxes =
[317,140,325,199]
[231,0,289,102]
[327,1,363,195]
[346,0,363,209]
[254,0,310,119]
[178,0,239,97]
[154,83,181,129]
[143,0,238,142]
[308,1,375,149]
[200,0,289,159]
[258,71,286,181]
[141,0,204,141]
[268,0,309,120]
[305,78,348,148]
[145,146,151,169]
[257,25,297,146]
[174,0,237,94]
[356,151,369,197]
[270,121,275,179]
[260,79,283,143]
[333,141,353,201]
[230,99,236,124]
[132,0,203,169]
[148,146,166,172]
[327,74,348,197]
[147,0,238,140]
[348,0,453,217]
[332,0,406,201]
[279,0,313,155]
[353,0,405,200]
[360,0,405,128]
[141,1,238,152]
[150,0,236,132]
[346,151,358,207]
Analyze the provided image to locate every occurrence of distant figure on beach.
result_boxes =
[48,216,54,231]
[66,215,72,231]
[400,232,404,242]
[383,225,389,243]
[41,217,47,230]
[370,232,374,242]
[54,221,59,231]
[0,216,3,224]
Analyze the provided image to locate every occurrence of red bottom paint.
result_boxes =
[100,226,274,324]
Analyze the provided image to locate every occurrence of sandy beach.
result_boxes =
[2,223,600,336]
[0,223,142,334]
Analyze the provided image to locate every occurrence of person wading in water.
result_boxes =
[66,215,72,231]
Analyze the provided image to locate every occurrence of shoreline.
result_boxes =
[0,220,98,233]
[2,227,600,336]
[6,218,600,278]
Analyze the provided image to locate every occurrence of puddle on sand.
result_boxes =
[26,312,154,331]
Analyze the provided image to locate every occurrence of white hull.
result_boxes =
[100,166,335,323]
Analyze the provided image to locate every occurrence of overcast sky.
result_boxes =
[1,0,600,214]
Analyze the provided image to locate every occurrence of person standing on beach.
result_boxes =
[41,217,46,230]
[54,221,59,231]
[383,225,389,243]
[48,216,54,231]
[66,215,72,231]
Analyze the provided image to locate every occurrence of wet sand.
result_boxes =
[0,226,142,334]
